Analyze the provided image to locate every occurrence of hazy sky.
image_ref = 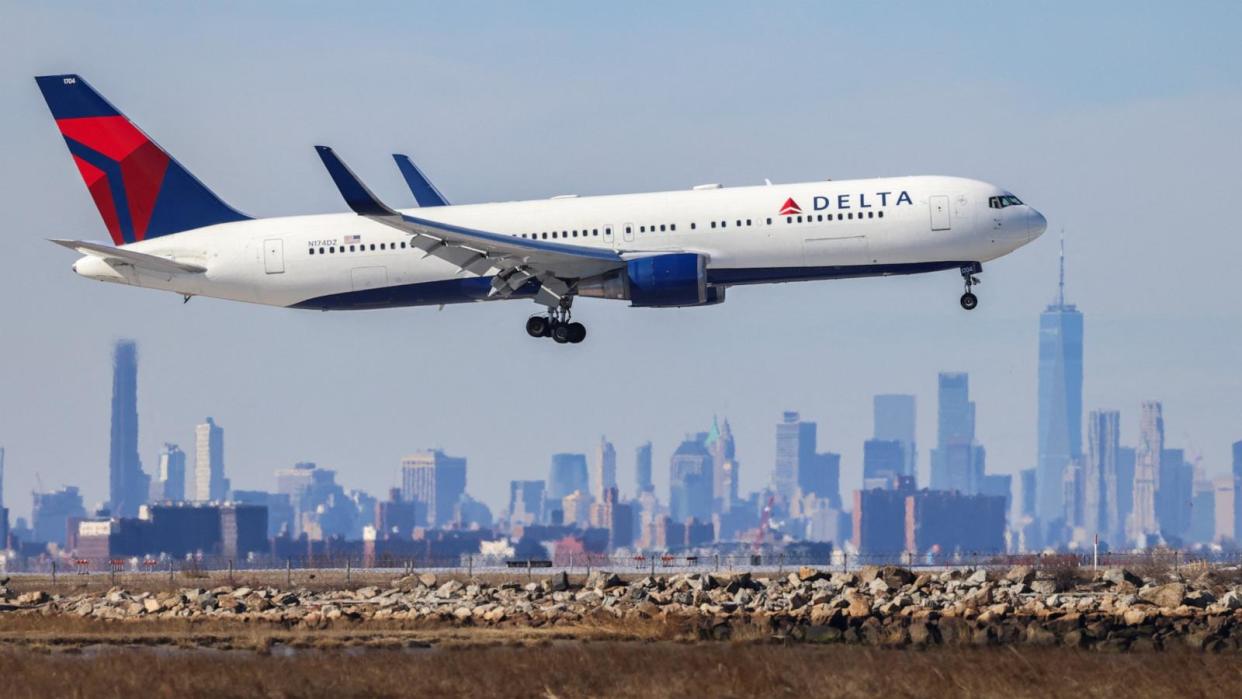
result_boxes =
[2,2,1240,519]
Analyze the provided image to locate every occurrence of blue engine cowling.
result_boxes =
[576,253,725,307]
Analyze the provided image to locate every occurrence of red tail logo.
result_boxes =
[779,197,801,215]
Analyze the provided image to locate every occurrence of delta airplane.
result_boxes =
[38,75,1046,344]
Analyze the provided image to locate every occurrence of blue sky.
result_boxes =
[1,2,1239,518]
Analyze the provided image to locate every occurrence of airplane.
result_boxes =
[36,74,1047,344]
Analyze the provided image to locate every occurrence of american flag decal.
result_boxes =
[343,234,361,244]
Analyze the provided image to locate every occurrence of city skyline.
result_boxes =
[1,3,1239,525]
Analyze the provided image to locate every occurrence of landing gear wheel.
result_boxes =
[567,322,586,344]
[959,263,982,311]
[551,323,572,344]
[525,316,550,338]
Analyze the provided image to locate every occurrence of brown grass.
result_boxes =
[2,642,1241,698]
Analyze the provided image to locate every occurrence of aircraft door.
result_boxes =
[263,238,285,274]
[929,195,951,231]
[622,222,635,243]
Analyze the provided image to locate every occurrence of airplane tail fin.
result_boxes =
[35,74,249,245]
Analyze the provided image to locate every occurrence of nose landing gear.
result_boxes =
[526,299,586,344]
[959,263,982,311]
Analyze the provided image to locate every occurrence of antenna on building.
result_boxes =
[1057,229,1066,306]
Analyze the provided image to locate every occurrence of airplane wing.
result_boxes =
[393,154,450,207]
[49,239,206,274]
[316,146,625,306]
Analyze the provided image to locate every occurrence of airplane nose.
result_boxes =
[1028,209,1048,241]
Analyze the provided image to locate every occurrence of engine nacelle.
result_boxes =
[577,253,726,307]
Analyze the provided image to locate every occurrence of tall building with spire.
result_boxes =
[109,340,149,517]
[1036,238,1084,529]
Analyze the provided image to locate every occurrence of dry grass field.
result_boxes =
[2,642,1240,699]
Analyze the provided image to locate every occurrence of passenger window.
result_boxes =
[670,224,676,231]
[735,220,741,227]
[625,226,632,234]
[319,247,325,254]
[721,221,727,228]
[710,221,716,229]
[309,248,315,255]
[868,211,874,219]
[796,216,802,223]
[660,224,666,232]
[746,219,752,226]
[766,218,772,225]
[691,223,696,230]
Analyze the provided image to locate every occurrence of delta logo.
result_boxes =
[779,197,801,215]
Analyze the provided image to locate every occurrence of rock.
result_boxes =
[1184,590,1215,608]
[1101,568,1143,587]
[1029,579,1058,595]
[1219,591,1242,610]
[436,581,463,597]
[1138,583,1186,609]
[16,591,49,606]
[798,566,827,582]
[809,603,835,626]
[845,592,871,618]
[1122,608,1148,626]
[419,573,438,587]
[868,577,890,595]
[965,569,989,585]
[551,571,570,592]
[1004,566,1035,585]
[143,598,162,614]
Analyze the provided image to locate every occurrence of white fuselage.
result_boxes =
[73,175,1045,309]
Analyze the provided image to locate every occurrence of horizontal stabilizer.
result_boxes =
[50,239,206,274]
[393,154,450,207]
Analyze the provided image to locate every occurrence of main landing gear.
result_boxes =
[959,262,982,311]
[526,300,586,344]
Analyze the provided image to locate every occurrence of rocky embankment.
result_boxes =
[5,566,1242,651]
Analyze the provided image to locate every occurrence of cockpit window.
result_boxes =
[989,194,1025,209]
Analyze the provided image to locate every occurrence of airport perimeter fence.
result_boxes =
[7,549,1242,589]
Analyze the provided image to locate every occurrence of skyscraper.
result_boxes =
[705,416,736,507]
[1083,410,1121,545]
[508,480,546,525]
[1234,440,1242,481]
[669,436,713,522]
[863,439,905,488]
[800,452,841,507]
[108,340,149,517]
[1158,448,1193,542]
[635,442,654,495]
[1036,240,1084,526]
[775,412,816,500]
[194,417,228,501]
[401,450,467,527]
[1128,401,1163,545]
[874,394,917,479]
[548,453,589,501]
[930,373,985,494]
[591,436,617,502]
[152,443,186,502]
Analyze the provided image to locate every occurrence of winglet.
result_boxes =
[392,154,449,207]
[314,146,398,218]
